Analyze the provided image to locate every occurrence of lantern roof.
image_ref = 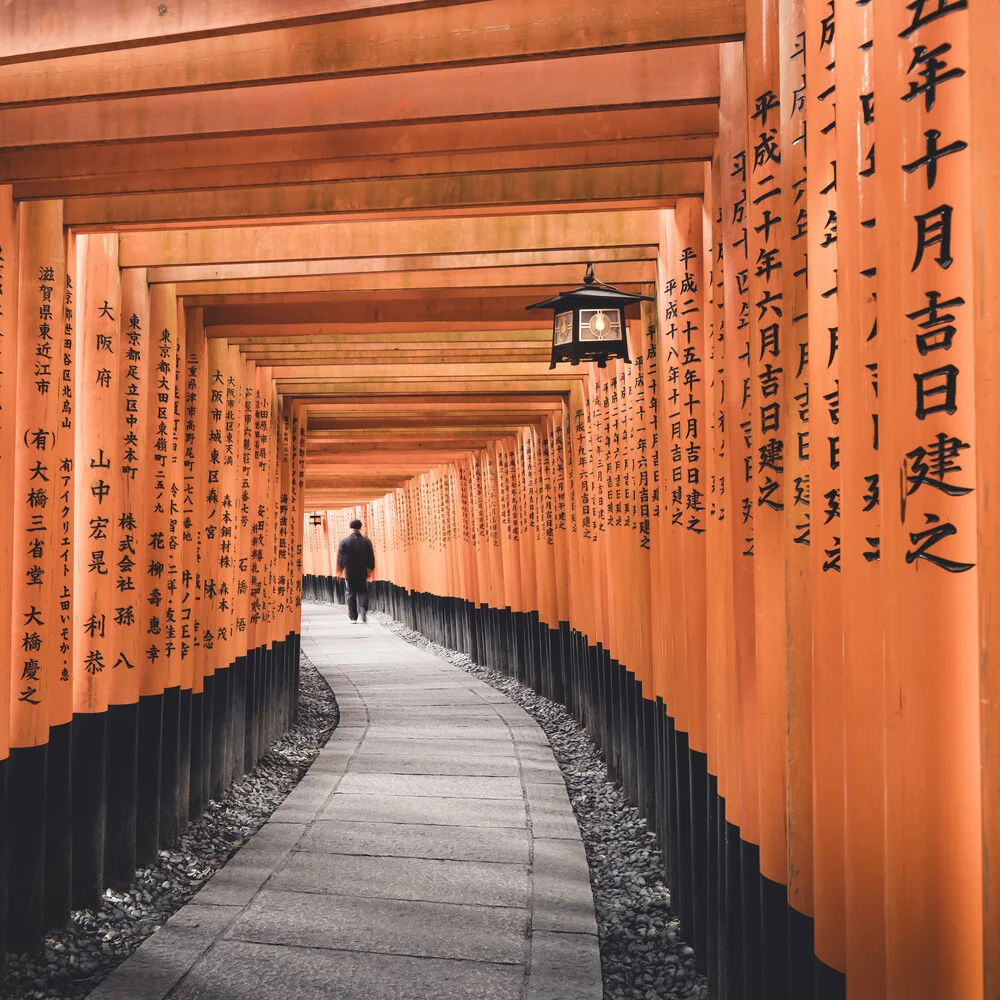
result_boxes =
[525,263,655,312]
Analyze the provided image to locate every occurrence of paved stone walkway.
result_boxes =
[89,604,602,1000]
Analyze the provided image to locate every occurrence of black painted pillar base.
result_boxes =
[230,657,247,787]
[244,651,257,773]
[761,874,790,1000]
[177,688,192,836]
[189,691,205,823]
[201,676,214,810]
[105,702,138,889]
[71,712,108,911]
[210,668,229,801]
[6,744,46,954]
[136,693,163,866]
[159,686,181,849]
[0,756,7,974]
[814,955,847,1000]
[43,720,73,930]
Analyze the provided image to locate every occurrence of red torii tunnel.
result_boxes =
[1,1,1000,998]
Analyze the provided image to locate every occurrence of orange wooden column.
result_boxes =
[0,187,16,881]
[7,198,66,949]
[971,0,1000,990]
[773,0,816,972]
[804,0,846,983]
[836,0,885,994]
[719,39,758,885]
[745,0,798,985]
[182,306,209,816]
[73,233,119,727]
[875,0,983,995]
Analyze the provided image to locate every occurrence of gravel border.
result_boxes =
[1,655,339,1000]
[372,610,710,1000]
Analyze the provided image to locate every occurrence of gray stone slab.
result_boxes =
[526,932,603,1000]
[85,904,239,1000]
[511,728,550,746]
[364,723,513,741]
[527,792,582,842]
[228,889,529,964]
[320,792,527,828]
[364,704,500,716]
[194,863,274,907]
[531,838,599,936]
[273,851,530,907]
[300,819,531,863]
[242,822,307,852]
[167,941,525,1000]
[348,751,520,777]
[520,763,567,785]
[337,772,523,799]
[359,736,519,758]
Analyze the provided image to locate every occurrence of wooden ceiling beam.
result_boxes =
[119,210,661,266]
[1,106,717,183]
[171,261,656,296]
[147,247,655,284]
[16,137,713,200]
[0,0,741,105]
[63,161,701,227]
[218,328,552,344]
[280,378,578,395]
[0,47,718,148]
[200,297,570,327]
[247,351,551,366]
[0,0,464,62]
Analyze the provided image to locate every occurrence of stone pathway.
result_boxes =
[88,603,602,1000]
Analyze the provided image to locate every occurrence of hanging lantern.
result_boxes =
[526,263,655,370]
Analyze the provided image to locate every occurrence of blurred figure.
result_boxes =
[337,518,376,623]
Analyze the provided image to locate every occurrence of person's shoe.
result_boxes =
[360,608,368,623]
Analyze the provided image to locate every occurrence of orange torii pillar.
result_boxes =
[6,199,66,952]
[0,185,15,968]
[183,307,208,822]
[71,232,119,909]
[104,266,150,887]
[149,282,185,850]
[43,222,76,930]
[876,1,984,996]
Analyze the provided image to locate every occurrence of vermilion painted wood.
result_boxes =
[875,0,983,995]
[74,234,121,715]
[835,2,885,993]
[10,200,65,748]
[0,0,742,106]
[0,185,17,764]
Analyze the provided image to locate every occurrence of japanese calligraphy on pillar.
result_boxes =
[12,204,66,731]
[55,238,75,705]
[117,270,149,697]
[895,0,975,574]
[145,289,177,687]
[74,234,119,713]
[781,0,812,552]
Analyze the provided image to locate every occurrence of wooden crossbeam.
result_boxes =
[0,0,741,104]
[65,162,700,227]
[119,210,661,266]
[0,48,719,149]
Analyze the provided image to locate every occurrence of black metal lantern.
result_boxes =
[526,263,655,370]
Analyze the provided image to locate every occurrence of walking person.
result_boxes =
[337,518,376,623]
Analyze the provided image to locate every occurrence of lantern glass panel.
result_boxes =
[553,310,573,346]
[578,308,622,342]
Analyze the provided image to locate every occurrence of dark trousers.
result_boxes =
[346,578,369,621]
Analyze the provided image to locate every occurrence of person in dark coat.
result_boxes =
[337,519,376,622]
